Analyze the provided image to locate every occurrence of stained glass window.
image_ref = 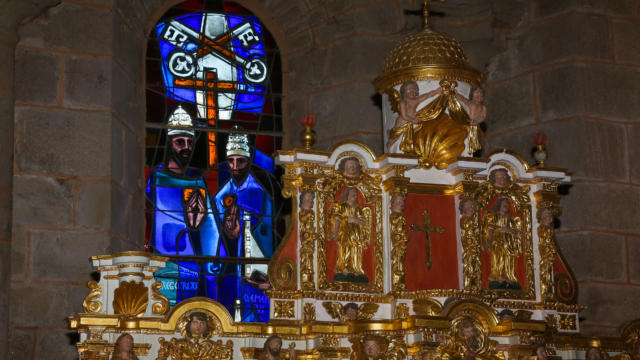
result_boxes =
[145,0,284,323]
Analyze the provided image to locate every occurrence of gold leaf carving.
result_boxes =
[151,281,170,315]
[299,208,316,291]
[157,338,233,360]
[412,298,442,316]
[303,303,316,321]
[395,303,410,319]
[113,281,148,318]
[83,280,103,314]
[274,300,295,318]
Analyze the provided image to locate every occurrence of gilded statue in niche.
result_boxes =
[111,333,139,360]
[390,193,408,291]
[459,198,481,291]
[317,154,383,292]
[156,312,232,360]
[328,186,372,283]
[482,197,522,290]
[537,207,557,300]
[474,168,533,296]
[258,335,297,360]
[299,190,316,290]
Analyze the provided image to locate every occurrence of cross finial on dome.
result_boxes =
[423,0,445,28]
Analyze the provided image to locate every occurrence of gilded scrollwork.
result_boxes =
[537,207,557,301]
[459,197,481,291]
[390,193,408,292]
[299,190,317,291]
[151,281,170,315]
[113,281,148,318]
[317,155,383,293]
[83,280,103,314]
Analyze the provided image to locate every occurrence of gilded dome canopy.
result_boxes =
[373,26,483,92]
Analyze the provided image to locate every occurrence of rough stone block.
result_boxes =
[274,1,310,24]
[0,241,9,355]
[115,0,146,30]
[287,29,313,54]
[122,126,144,193]
[288,47,329,94]
[13,175,74,228]
[328,37,396,84]
[485,75,535,132]
[460,39,498,74]
[31,230,110,281]
[283,6,325,35]
[9,227,27,281]
[325,0,373,14]
[283,97,307,149]
[536,64,640,122]
[488,13,609,80]
[9,284,86,328]
[532,0,638,18]
[487,118,628,181]
[112,66,143,139]
[7,329,35,360]
[35,329,81,360]
[630,124,640,184]
[556,231,626,282]
[432,21,494,43]
[309,81,382,151]
[315,2,402,44]
[111,184,132,246]
[64,55,112,110]
[629,236,640,284]
[15,107,112,177]
[112,14,144,90]
[490,0,528,29]
[0,38,15,94]
[77,181,111,229]
[561,182,640,234]
[429,0,492,24]
[0,187,11,240]
[14,48,60,105]
[0,94,14,174]
[18,3,113,54]
[613,19,640,64]
[578,283,640,335]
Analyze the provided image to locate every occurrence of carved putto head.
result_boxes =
[338,156,363,178]
[458,197,476,217]
[489,168,512,188]
[178,311,215,339]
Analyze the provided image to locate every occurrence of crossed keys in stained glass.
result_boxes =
[162,19,267,83]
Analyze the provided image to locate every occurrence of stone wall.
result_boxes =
[1,0,638,358]
[481,0,640,336]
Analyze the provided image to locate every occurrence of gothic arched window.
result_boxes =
[144,0,283,323]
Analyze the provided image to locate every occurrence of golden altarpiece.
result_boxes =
[69,5,640,360]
